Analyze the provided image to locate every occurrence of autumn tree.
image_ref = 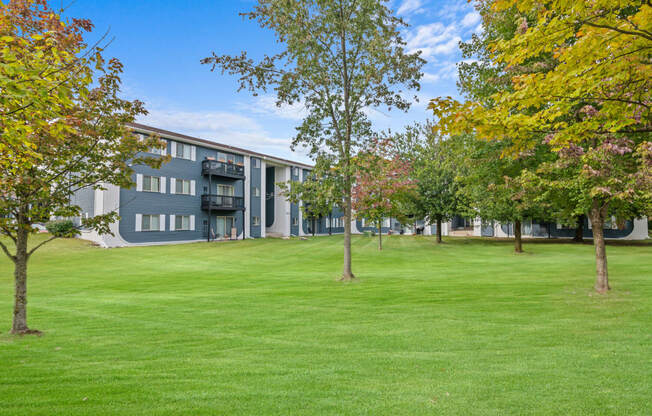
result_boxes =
[432,2,548,252]
[0,1,164,334]
[352,139,414,250]
[431,0,652,292]
[202,0,424,280]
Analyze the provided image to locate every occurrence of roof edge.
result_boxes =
[127,122,313,169]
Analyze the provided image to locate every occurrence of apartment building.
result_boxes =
[78,123,347,247]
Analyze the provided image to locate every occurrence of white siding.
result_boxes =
[170,178,176,194]
[135,214,142,232]
[159,214,166,231]
[170,214,176,231]
[160,177,166,194]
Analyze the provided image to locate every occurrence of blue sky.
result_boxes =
[65,0,481,163]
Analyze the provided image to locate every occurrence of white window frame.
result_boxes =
[176,215,190,231]
[252,216,260,226]
[217,184,234,196]
[292,217,299,226]
[148,138,167,155]
[172,142,196,161]
[140,214,165,232]
[140,175,165,193]
[253,186,261,197]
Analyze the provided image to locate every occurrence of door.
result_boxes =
[215,216,234,239]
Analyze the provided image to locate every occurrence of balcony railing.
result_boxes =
[202,159,245,179]
[201,194,245,211]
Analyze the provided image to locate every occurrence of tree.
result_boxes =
[0,2,165,334]
[202,0,424,280]
[0,0,108,170]
[402,124,465,244]
[431,2,548,252]
[431,0,651,292]
[351,139,414,250]
[280,162,339,237]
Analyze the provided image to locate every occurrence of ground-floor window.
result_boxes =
[142,214,160,231]
[252,216,260,226]
[175,215,191,231]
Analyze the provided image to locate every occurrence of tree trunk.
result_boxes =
[573,215,585,242]
[329,212,332,235]
[514,219,523,253]
[378,222,382,251]
[11,228,31,334]
[436,218,442,244]
[312,217,315,237]
[341,191,354,280]
[590,202,610,293]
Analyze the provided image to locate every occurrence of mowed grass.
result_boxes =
[0,235,651,415]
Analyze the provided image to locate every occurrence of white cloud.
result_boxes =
[137,108,309,162]
[461,11,481,28]
[246,95,308,121]
[421,61,458,84]
[406,22,461,58]
[436,2,474,20]
[397,0,425,15]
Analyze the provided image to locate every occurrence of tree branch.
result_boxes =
[27,235,59,257]
[0,240,16,262]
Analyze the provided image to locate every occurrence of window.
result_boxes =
[293,167,300,176]
[253,186,261,197]
[252,216,260,226]
[150,139,166,155]
[252,158,260,168]
[175,215,191,231]
[142,214,160,231]
[176,142,192,159]
[217,184,234,196]
[143,175,160,192]
[293,217,299,226]
[175,179,192,195]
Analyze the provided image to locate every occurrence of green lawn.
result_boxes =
[0,235,651,415]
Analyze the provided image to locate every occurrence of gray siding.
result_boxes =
[249,157,262,238]
[265,166,275,227]
[118,141,244,244]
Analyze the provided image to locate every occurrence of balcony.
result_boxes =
[201,194,245,211]
[202,159,245,179]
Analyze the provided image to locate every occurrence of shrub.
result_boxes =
[45,220,79,238]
